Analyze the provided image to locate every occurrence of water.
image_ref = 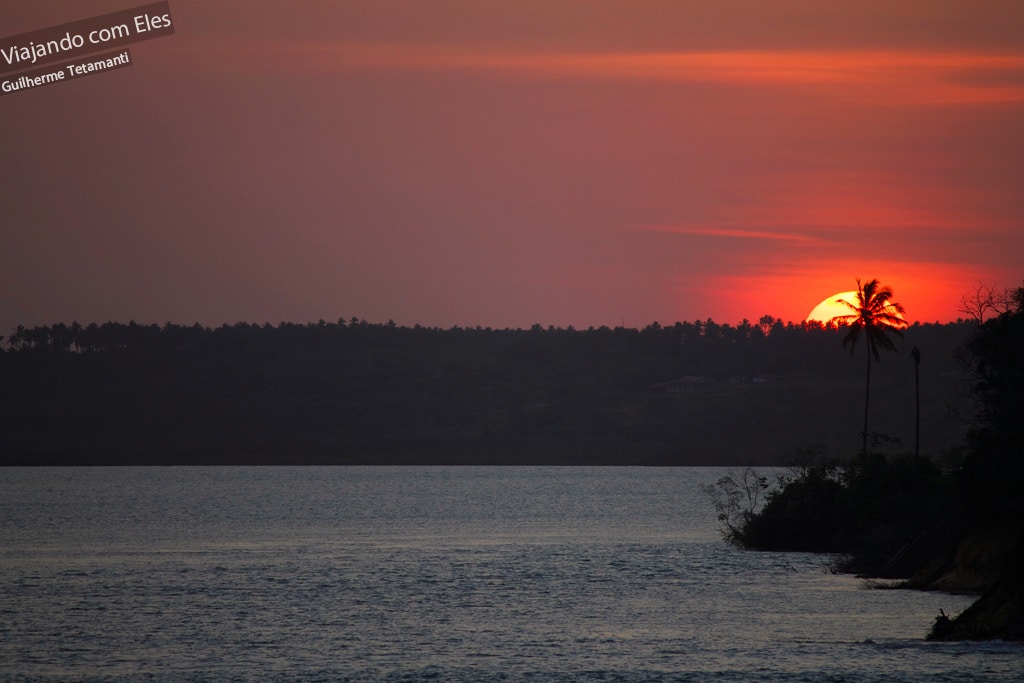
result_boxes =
[1,467,1020,682]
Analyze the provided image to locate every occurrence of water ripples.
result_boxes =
[1,467,1020,682]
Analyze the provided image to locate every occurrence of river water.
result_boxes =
[1,467,1020,682]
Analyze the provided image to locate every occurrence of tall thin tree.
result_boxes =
[831,279,908,454]
[911,346,921,462]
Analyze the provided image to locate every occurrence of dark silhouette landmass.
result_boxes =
[714,288,1024,642]
[1,317,972,466]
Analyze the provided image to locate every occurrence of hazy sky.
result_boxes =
[3,1,1023,333]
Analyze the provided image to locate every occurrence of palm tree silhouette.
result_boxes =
[831,279,908,454]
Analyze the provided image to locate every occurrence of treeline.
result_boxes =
[6,317,844,359]
[1,317,974,466]
[1,317,971,379]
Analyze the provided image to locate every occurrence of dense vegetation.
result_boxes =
[1,317,972,466]
[710,288,1024,641]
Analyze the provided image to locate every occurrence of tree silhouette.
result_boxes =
[832,278,908,454]
[911,345,921,461]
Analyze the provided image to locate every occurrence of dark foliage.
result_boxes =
[736,454,953,575]
[1,318,972,465]
[741,464,845,552]
[957,286,1024,518]
[715,285,1024,640]
[926,285,1024,640]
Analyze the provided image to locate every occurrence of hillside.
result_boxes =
[1,319,974,466]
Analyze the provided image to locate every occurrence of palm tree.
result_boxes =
[831,278,908,454]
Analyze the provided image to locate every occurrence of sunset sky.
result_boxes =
[3,1,1023,334]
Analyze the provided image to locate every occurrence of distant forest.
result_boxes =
[0,318,977,466]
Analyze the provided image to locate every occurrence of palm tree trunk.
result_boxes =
[863,342,871,455]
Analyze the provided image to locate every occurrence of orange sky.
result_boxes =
[2,1,1023,332]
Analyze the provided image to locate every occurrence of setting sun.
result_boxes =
[806,291,860,325]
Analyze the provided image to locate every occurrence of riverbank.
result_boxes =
[709,457,1024,642]
[919,522,1024,641]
